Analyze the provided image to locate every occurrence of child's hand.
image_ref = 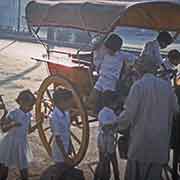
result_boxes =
[14,121,21,127]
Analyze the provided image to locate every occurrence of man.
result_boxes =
[141,31,173,68]
[117,54,178,180]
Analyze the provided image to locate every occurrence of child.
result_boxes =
[50,88,73,166]
[89,33,136,113]
[160,49,180,82]
[94,92,120,180]
[163,49,180,70]
[0,90,36,180]
[89,33,124,113]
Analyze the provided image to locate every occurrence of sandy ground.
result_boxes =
[0,39,127,180]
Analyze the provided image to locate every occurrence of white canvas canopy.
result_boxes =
[26,0,180,32]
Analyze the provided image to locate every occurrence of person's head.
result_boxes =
[135,54,159,75]
[16,89,36,113]
[157,31,173,49]
[104,33,123,55]
[98,102,117,128]
[53,88,73,111]
[168,49,180,66]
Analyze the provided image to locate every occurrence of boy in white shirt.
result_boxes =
[89,33,130,113]
[50,88,73,165]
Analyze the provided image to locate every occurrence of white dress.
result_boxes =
[0,108,33,170]
[97,107,117,155]
[50,107,70,163]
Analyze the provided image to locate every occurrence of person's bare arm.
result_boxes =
[1,117,21,132]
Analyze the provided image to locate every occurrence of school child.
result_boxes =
[0,90,36,180]
[50,88,73,166]
[159,49,180,82]
[89,33,124,112]
[94,92,120,180]
[163,49,180,70]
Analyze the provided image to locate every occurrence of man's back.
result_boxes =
[128,74,177,163]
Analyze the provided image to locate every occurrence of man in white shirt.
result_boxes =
[117,54,178,180]
[141,31,173,68]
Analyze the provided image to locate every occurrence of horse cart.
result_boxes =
[25,0,180,178]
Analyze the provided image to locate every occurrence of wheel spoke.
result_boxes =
[70,131,81,145]
[69,141,76,156]
[48,135,53,145]
[46,89,53,101]
[44,126,51,132]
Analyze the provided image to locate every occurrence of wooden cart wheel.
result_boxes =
[36,75,89,166]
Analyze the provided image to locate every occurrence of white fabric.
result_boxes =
[140,40,163,66]
[98,107,117,126]
[93,46,106,72]
[162,57,176,70]
[95,51,135,92]
[50,107,70,163]
[160,58,176,82]
[0,108,33,169]
[97,107,117,154]
[117,74,178,163]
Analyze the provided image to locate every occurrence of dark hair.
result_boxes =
[53,88,72,105]
[104,34,123,52]
[168,49,180,60]
[157,31,173,45]
[16,89,36,106]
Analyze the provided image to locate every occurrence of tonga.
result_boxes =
[26,0,180,173]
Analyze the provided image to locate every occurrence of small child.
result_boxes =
[94,92,120,180]
[164,49,180,70]
[0,90,36,180]
[50,88,73,166]
[89,33,124,113]
[160,49,180,82]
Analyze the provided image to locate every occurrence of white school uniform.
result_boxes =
[0,108,33,170]
[95,51,134,92]
[97,107,117,154]
[50,107,70,163]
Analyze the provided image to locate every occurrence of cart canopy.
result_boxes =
[26,0,180,33]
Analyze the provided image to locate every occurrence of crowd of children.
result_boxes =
[0,31,180,180]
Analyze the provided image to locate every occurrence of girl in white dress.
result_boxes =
[50,88,73,166]
[0,90,36,180]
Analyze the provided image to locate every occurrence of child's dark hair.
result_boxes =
[16,89,36,106]
[157,31,173,45]
[104,34,123,52]
[53,88,73,106]
[168,49,180,60]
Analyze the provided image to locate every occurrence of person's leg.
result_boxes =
[125,160,163,180]
[94,151,105,180]
[110,152,120,180]
[124,160,139,180]
[0,164,8,180]
[20,168,28,180]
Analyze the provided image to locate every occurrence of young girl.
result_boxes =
[94,93,120,180]
[0,90,36,180]
[50,88,73,166]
